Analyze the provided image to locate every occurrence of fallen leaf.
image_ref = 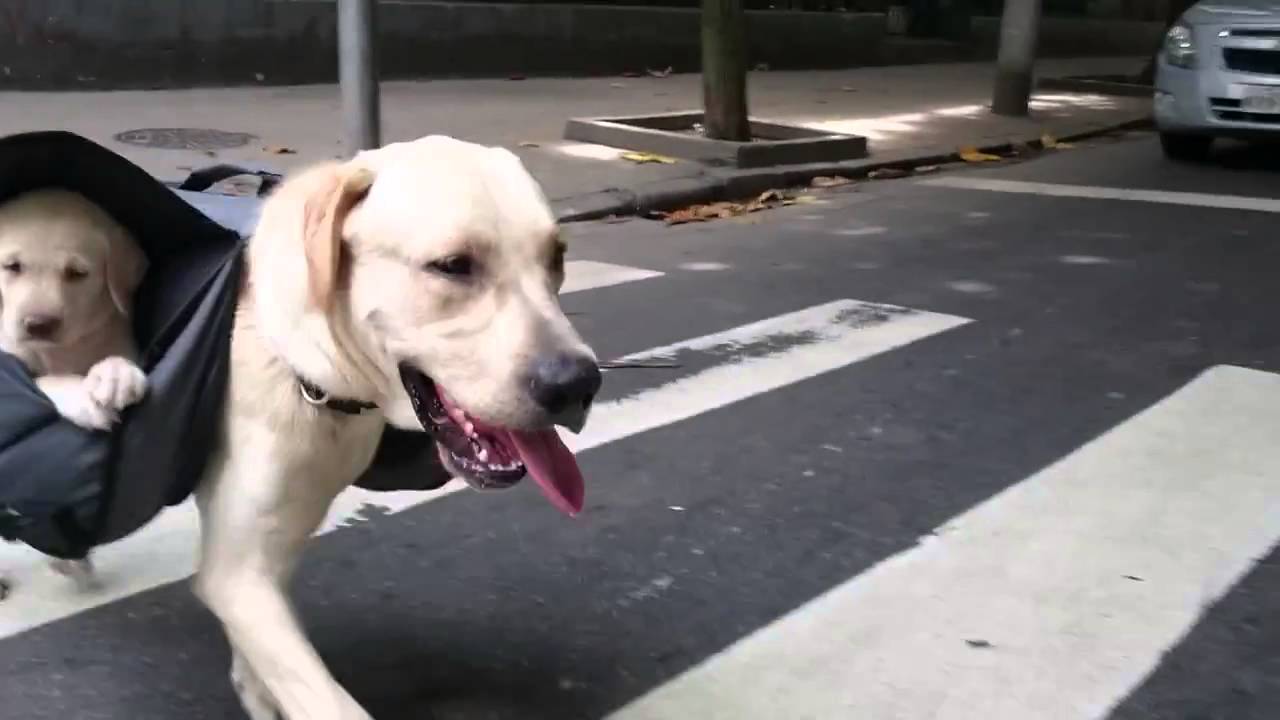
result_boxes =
[958,146,1002,163]
[517,141,540,148]
[660,191,796,225]
[965,639,994,649]
[867,167,910,180]
[646,66,673,78]
[1040,132,1058,148]
[810,175,852,188]
[263,145,297,155]
[785,194,820,205]
[914,164,941,174]
[621,71,642,78]
[507,74,526,81]
[610,83,627,89]
[621,151,677,165]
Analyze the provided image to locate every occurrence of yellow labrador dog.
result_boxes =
[193,135,600,719]
[0,189,150,598]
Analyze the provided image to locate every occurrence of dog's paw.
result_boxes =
[0,574,11,601]
[49,556,100,593]
[84,356,148,413]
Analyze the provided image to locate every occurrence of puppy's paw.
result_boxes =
[85,356,148,413]
[43,382,119,430]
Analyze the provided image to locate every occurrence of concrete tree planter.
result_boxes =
[563,111,869,169]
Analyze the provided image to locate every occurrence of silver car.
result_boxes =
[1155,0,1280,161]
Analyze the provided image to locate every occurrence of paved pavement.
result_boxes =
[3,131,1279,720]
[0,57,1150,213]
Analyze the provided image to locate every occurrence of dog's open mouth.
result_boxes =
[399,365,585,516]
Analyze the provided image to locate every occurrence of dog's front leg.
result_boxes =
[194,459,373,720]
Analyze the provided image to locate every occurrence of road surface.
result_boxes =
[1,132,1278,720]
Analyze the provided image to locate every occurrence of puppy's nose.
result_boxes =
[22,315,62,340]
[527,353,602,431]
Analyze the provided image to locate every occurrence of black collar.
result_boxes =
[297,377,378,415]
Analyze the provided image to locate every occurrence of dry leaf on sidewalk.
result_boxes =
[263,145,297,155]
[914,164,941,174]
[659,189,802,225]
[646,66,673,78]
[517,141,540,148]
[867,167,910,180]
[621,151,677,165]
[810,175,852,188]
[1040,132,1074,149]
[958,147,1002,163]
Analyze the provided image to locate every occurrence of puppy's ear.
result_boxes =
[106,230,148,318]
[303,165,374,312]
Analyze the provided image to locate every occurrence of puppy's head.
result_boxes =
[268,136,600,514]
[0,189,147,350]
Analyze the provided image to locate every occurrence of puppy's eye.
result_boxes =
[426,254,474,278]
[64,267,88,282]
[1,260,21,275]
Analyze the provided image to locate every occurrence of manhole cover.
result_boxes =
[113,128,257,151]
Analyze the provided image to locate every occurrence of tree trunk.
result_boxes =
[702,0,751,141]
[990,0,1042,117]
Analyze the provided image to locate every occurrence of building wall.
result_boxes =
[0,0,1160,90]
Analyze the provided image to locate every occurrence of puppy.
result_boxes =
[0,189,149,598]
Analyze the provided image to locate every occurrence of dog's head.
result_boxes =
[252,136,600,515]
[0,189,146,355]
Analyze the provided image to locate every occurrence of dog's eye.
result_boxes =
[1,260,21,275]
[427,254,474,278]
[64,267,88,282]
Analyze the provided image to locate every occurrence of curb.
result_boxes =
[1038,76,1154,98]
[553,114,1153,224]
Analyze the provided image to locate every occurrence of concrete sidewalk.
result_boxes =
[0,57,1151,219]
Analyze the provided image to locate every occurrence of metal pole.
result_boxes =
[990,0,1041,117]
[338,0,381,153]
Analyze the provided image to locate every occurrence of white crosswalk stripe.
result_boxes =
[609,364,1280,720]
[918,176,1280,213]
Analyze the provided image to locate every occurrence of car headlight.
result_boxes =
[1164,23,1196,68]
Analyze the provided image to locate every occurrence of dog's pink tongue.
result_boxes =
[504,428,585,516]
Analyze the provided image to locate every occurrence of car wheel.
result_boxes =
[1160,132,1213,162]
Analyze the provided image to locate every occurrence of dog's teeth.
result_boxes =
[464,421,476,437]
[477,445,489,462]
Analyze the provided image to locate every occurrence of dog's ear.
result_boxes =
[303,165,374,312]
[106,230,148,319]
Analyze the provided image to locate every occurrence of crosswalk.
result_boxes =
[1,256,1278,719]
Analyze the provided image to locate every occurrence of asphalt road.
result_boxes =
[2,131,1279,720]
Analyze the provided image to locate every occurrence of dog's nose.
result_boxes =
[528,353,602,431]
[22,315,62,340]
